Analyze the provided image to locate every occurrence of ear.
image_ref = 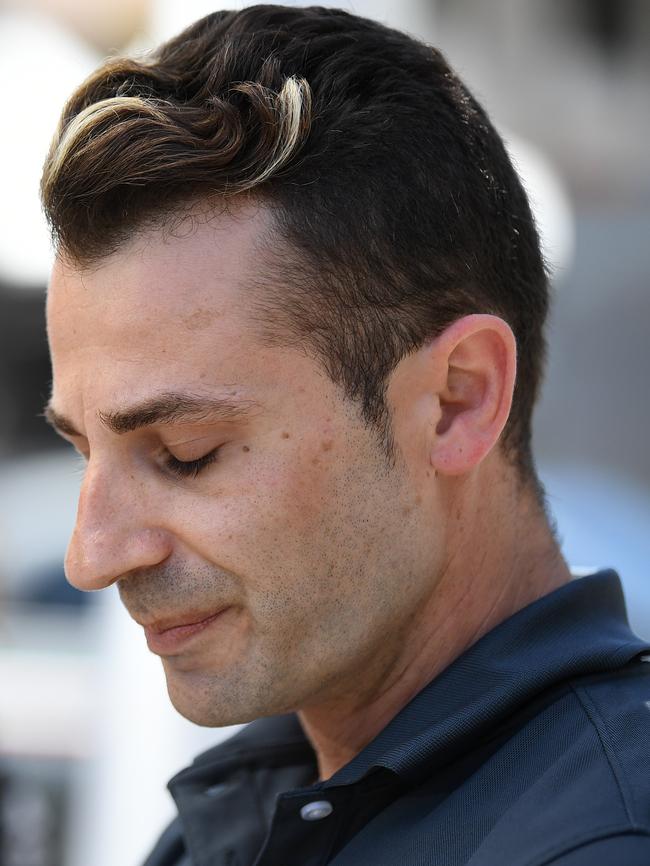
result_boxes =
[429,314,517,476]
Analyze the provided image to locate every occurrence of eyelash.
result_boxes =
[164,448,221,479]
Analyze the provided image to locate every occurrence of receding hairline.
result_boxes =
[51,191,279,274]
[47,194,315,367]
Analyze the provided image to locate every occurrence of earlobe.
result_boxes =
[429,315,517,477]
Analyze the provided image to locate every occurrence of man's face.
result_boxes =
[46,206,441,725]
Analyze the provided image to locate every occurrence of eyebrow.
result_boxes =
[44,392,259,437]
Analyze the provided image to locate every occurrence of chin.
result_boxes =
[174,700,228,727]
[163,666,272,728]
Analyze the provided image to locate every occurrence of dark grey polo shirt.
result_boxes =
[144,570,650,865]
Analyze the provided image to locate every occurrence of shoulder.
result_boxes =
[542,833,650,865]
[567,654,650,827]
[445,656,650,865]
[515,656,650,865]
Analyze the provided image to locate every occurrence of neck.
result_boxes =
[299,462,572,780]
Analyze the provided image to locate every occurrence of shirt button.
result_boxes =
[300,800,334,821]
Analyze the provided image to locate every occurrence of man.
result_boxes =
[42,6,650,865]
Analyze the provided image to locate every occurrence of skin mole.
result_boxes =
[184,308,216,331]
[281,432,290,439]
[242,445,250,452]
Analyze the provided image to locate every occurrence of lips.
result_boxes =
[145,609,224,634]
[143,608,227,654]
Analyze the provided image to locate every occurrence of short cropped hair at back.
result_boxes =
[41,4,549,485]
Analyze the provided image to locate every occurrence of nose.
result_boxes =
[65,460,173,591]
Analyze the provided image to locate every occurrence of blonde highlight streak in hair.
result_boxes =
[44,96,169,194]
[245,76,312,189]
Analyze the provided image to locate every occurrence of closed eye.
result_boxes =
[164,447,221,479]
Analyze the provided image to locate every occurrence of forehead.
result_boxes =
[49,202,271,327]
[46,204,290,409]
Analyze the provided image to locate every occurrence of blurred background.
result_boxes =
[0,1,648,864]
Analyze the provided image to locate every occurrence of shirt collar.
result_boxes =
[171,570,649,793]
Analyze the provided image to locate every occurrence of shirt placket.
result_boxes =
[254,787,352,866]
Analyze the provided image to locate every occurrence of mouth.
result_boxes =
[142,608,228,655]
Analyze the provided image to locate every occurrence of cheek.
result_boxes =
[171,438,341,576]
[250,442,343,559]
[256,425,348,511]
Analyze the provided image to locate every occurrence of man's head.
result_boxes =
[43,6,549,726]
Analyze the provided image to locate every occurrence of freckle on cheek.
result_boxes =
[321,439,333,452]
[281,432,290,439]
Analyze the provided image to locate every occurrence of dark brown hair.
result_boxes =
[41,5,549,484]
